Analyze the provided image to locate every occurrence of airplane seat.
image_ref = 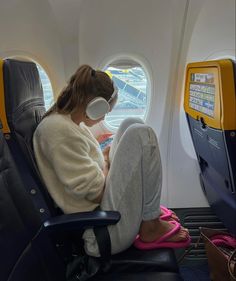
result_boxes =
[184,59,236,236]
[2,58,57,220]
[0,59,183,280]
[0,127,67,281]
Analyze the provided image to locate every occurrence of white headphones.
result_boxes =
[86,85,118,120]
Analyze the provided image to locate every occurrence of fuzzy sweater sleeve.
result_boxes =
[45,131,105,202]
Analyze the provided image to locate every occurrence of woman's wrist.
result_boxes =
[104,158,110,169]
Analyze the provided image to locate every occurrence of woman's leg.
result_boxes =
[107,123,163,253]
[110,118,180,223]
[84,123,162,255]
[109,117,144,162]
[83,123,187,256]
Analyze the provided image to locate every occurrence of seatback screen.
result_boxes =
[184,59,236,130]
[189,73,215,117]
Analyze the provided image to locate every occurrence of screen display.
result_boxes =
[189,73,215,117]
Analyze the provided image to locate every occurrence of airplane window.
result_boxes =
[104,65,148,129]
[36,64,54,110]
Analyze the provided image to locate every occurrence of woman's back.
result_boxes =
[33,113,105,214]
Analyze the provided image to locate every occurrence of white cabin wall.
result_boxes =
[78,0,235,207]
[0,0,234,208]
[48,0,84,81]
[78,0,189,204]
[0,0,65,95]
[168,0,235,207]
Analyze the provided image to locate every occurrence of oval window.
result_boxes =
[104,61,149,129]
[36,64,54,110]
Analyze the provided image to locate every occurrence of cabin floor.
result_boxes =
[173,207,227,281]
[179,263,210,281]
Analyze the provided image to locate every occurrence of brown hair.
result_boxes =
[44,64,114,118]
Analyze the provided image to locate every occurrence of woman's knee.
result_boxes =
[124,124,158,146]
[119,117,144,131]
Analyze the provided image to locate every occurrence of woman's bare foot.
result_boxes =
[139,218,189,243]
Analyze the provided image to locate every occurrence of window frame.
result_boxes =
[99,54,152,132]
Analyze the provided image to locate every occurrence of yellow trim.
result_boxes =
[105,70,113,79]
[0,60,10,133]
[184,59,236,130]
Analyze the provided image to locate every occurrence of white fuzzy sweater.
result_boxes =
[33,113,105,213]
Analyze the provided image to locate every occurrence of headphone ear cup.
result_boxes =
[86,97,110,120]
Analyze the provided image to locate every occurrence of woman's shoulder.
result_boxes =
[35,113,83,141]
[38,113,70,130]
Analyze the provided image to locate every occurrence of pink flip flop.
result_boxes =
[211,234,236,248]
[134,220,191,250]
[160,205,180,222]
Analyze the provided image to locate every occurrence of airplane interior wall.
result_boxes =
[78,0,235,207]
[0,0,235,208]
[0,0,66,94]
[78,0,189,204]
[169,0,235,207]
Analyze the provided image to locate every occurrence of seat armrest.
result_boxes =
[42,210,121,234]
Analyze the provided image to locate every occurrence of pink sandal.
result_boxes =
[211,234,236,248]
[160,205,180,222]
[134,220,191,250]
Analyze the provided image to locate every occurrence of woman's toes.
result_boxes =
[171,213,180,222]
[169,227,189,242]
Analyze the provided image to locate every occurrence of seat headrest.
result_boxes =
[3,59,46,146]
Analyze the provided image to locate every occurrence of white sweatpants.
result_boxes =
[83,118,162,256]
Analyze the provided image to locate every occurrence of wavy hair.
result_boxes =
[43,64,114,118]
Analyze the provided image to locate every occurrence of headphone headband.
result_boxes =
[108,84,118,103]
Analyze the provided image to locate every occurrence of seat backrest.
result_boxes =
[3,59,45,152]
[0,59,95,281]
[0,127,65,281]
[2,59,57,219]
[184,59,236,235]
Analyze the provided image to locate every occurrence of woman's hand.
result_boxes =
[103,146,110,162]
[102,146,110,178]
[92,147,110,204]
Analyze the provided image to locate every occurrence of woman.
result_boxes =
[33,65,190,257]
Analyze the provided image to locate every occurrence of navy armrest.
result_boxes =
[42,210,121,234]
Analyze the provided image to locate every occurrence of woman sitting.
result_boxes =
[33,65,190,256]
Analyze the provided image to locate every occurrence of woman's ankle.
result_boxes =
[139,218,189,243]
[139,218,162,242]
